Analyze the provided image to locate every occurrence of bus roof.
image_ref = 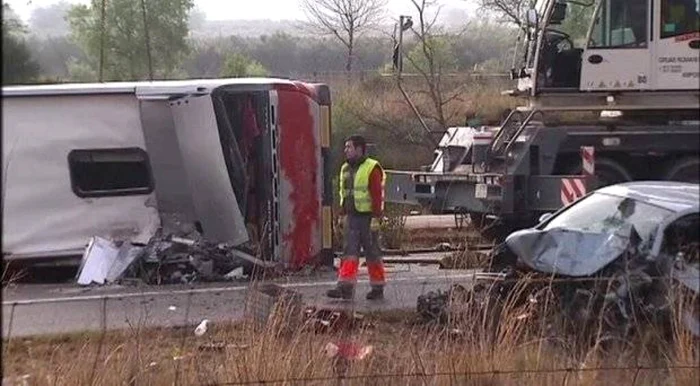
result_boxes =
[1,78,309,97]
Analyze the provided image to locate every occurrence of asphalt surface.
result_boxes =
[2,257,479,338]
[1,215,463,338]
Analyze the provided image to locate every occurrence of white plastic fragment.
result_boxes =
[194,319,209,337]
[224,266,247,280]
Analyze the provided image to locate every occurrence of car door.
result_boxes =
[580,0,653,91]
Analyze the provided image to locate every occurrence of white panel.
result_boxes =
[2,94,160,258]
[169,95,249,245]
[580,49,652,90]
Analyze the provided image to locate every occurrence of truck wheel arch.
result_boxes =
[561,156,633,188]
[664,156,700,184]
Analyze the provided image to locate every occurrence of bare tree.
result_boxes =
[402,0,465,130]
[476,0,535,32]
[300,0,387,72]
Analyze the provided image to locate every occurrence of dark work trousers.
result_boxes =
[338,213,385,288]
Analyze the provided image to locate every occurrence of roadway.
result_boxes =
[1,215,464,338]
[2,258,479,338]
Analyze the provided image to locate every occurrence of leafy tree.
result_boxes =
[184,40,224,78]
[66,0,194,81]
[188,6,206,31]
[27,36,87,79]
[451,21,517,72]
[2,3,40,84]
[67,57,98,82]
[220,53,268,77]
[406,35,458,74]
[28,1,72,37]
[250,32,300,75]
[477,0,535,32]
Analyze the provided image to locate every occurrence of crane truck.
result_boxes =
[387,0,700,236]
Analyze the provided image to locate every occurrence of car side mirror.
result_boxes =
[526,9,538,27]
[538,212,553,223]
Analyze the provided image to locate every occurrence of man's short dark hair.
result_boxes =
[346,135,367,153]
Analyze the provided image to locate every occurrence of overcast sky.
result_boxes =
[7,0,477,22]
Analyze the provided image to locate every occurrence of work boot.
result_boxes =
[326,283,354,300]
[366,286,384,300]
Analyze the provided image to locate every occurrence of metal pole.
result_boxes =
[394,15,436,146]
[398,16,404,73]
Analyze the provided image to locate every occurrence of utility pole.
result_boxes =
[396,15,412,79]
[394,15,437,147]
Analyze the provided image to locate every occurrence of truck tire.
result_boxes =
[665,156,699,184]
[566,157,632,188]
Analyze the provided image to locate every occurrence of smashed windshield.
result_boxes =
[543,192,674,246]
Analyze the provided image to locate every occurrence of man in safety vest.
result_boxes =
[326,135,387,300]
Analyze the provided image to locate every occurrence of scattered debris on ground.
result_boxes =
[303,307,369,333]
[194,319,210,337]
[324,340,374,376]
[75,229,281,286]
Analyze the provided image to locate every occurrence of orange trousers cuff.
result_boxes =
[338,258,359,283]
[367,261,386,286]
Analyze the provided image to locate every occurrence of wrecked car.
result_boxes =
[420,181,699,338]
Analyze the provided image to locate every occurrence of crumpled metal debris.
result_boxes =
[417,283,489,324]
[505,225,642,277]
[303,307,366,333]
[417,287,452,323]
[77,229,270,285]
[76,237,144,286]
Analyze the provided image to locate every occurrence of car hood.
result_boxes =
[505,225,639,277]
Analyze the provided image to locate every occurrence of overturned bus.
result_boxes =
[2,78,334,269]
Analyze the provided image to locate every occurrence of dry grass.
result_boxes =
[329,75,517,172]
[4,278,697,386]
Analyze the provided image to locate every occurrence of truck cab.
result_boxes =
[514,0,700,94]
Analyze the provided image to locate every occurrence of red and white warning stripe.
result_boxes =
[561,178,586,206]
[581,146,595,177]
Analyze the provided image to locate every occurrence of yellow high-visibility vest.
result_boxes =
[339,158,385,213]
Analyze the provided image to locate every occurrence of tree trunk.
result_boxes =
[346,30,354,73]
[346,45,353,73]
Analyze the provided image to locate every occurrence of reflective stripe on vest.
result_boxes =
[339,158,385,213]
